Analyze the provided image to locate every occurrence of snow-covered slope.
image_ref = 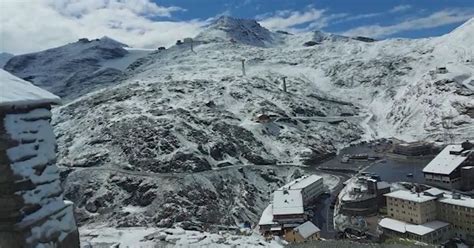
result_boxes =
[51,16,473,233]
[0,52,14,68]
[3,37,152,100]
[195,16,278,47]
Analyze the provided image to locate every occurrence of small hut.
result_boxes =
[255,114,271,123]
[436,67,448,74]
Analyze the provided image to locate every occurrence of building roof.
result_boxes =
[258,204,277,226]
[422,145,471,175]
[384,190,436,203]
[421,187,474,208]
[406,221,450,236]
[438,194,474,208]
[423,188,445,197]
[379,218,449,236]
[377,181,391,189]
[280,174,323,191]
[0,69,60,107]
[379,218,406,233]
[272,189,304,215]
[294,221,320,239]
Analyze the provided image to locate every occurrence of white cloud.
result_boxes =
[0,0,205,54]
[389,4,412,13]
[334,5,412,25]
[342,9,474,38]
[258,8,336,32]
[333,12,381,24]
[49,0,185,18]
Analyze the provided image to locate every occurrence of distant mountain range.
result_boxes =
[3,37,152,99]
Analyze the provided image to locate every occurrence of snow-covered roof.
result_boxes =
[272,189,304,215]
[294,221,320,239]
[422,145,471,175]
[258,204,277,226]
[377,181,391,189]
[384,190,436,203]
[438,194,474,208]
[282,175,323,190]
[379,218,406,233]
[0,69,60,107]
[407,221,450,236]
[423,188,445,197]
[421,187,474,208]
[379,218,449,236]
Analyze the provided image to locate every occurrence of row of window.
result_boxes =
[440,203,474,212]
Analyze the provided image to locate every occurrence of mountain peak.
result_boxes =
[98,36,128,47]
[212,15,260,28]
[196,16,275,47]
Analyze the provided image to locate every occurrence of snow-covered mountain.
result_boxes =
[3,37,152,100]
[36,16,474,233]
[0,52,14,68]
[195,16,278,47]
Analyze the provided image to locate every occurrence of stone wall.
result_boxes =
[0,104,79,248]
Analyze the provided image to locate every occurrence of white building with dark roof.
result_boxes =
[422,143,474,190]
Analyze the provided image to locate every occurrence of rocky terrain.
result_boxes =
[64,165,312,228]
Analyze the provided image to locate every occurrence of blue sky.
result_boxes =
[1,0,473,54]
[157,0,474,38]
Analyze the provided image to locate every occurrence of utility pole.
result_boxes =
[282,76,287,92]
[241,59,246,76]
